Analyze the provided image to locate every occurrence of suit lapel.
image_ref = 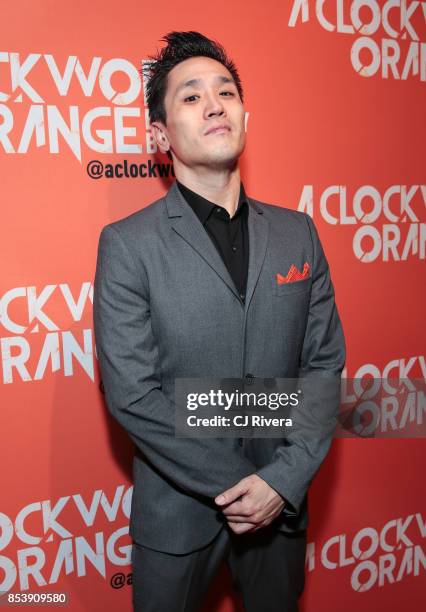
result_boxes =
[245,195,269,308]
[165,181,269,307]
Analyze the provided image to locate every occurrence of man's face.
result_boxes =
[152,56,246,170]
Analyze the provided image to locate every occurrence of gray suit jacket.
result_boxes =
[93,180,345,554]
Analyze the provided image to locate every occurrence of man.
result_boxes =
[93,31,345,612]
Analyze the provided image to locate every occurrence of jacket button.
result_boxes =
[238,438,243,446]
[245,373,255,385]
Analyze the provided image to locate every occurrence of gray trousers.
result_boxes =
[131,524,307,612]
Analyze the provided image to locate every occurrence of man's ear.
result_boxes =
[150,122,170,154]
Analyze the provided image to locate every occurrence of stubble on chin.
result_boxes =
[203,136,245,170]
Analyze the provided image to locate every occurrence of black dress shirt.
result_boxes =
[176,180,249,303]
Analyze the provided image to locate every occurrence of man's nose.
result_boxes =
[204,93,226,118]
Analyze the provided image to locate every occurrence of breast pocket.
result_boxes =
[273,276,312,297]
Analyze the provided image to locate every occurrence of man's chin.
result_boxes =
[202,150,241,171]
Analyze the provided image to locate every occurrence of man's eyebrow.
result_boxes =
[175,75,236,95]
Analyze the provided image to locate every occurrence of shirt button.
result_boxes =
[232,245,237,252]
[239,292,245,301]
[216,207,221,214]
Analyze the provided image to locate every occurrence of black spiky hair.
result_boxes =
[142,31,244,126]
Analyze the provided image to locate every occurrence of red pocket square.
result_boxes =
[276,262,310,285]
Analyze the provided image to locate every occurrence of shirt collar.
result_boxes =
[176,179,248,225]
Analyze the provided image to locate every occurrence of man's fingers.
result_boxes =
[215,478,251,506]
[223,514,254,523]
[227,521,257,534]
[228,518,270,534]
[221,505,259,520]
[220,499,251,517]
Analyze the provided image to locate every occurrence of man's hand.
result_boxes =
[215,474,285,534]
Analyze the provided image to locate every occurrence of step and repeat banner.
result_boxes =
[1,1,425,611]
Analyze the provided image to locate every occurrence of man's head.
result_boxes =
[144,31,246,171]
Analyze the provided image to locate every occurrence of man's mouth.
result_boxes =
[205,124,231,136]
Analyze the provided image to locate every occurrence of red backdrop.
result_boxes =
[1,1,425,610]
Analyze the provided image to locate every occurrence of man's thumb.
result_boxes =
[215,479,248,506]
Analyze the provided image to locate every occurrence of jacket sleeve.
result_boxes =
[255,213,346,515]
[93,224,256,500]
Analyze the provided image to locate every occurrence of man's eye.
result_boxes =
[220,91,234,96]
[184,95,199,102]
